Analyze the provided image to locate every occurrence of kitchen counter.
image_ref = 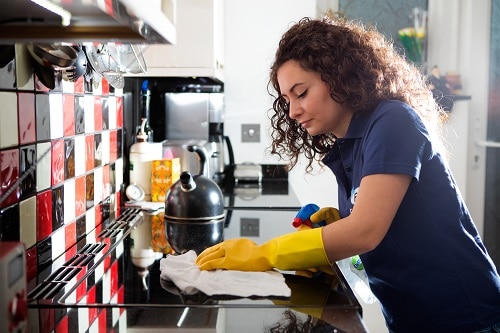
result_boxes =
[26,181,369,332]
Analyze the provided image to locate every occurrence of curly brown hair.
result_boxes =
[268,16,446,172]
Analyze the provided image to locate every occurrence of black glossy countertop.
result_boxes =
[26,181,369,333]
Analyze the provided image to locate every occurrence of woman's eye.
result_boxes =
[297,90,307,98]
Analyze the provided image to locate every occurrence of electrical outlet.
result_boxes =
[241,124,260,143]
[240,218,260,237]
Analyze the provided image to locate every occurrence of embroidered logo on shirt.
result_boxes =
[351,187,359,205]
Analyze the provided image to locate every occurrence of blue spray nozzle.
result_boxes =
[141,80,149,92]
[292,203,320,228]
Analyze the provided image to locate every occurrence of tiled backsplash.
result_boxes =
[0,45,124,280]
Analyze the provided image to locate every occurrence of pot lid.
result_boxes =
[165,172,225,220]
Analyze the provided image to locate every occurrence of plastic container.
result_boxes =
[337,256,377,304]
[129,118,162,201]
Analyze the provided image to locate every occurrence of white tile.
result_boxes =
[101,264,110,303]
[78,307,90,333]
[93,166,103,204]
[49,93,64,139]
[108,96,116,130]
[0,92,19,148]
[74,135,86,177]
[64,178,76,224]
[101,130,110,165]
[113,158,124,190]
[15,44,35,91]
[51,227,66,262]
[84,95,95,134]
[36,142,52,191]
[86,206,96,235]
[61,77,75,94]
[20,196,37,248]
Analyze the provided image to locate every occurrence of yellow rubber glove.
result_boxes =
[196,227,331,271]
[310,207,341,225]
[295,207,340,277]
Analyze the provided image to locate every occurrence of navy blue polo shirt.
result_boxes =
[322,100,500,333]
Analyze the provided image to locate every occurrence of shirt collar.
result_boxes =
[343,111,371,139]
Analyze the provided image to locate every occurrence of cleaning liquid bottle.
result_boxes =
[139,79,154,142]
[129,118,162,201]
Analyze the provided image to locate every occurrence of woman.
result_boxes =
[196,17,500,332]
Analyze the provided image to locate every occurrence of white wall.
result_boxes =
[427,0,491,236]
[223,0,340,208]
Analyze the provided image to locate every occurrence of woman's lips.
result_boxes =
[300,119,312,129]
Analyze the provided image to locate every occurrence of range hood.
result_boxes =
[0,0,176,44]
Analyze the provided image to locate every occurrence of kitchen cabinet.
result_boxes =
[136,0,225,81]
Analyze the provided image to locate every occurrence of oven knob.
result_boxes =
[8,291,27,330]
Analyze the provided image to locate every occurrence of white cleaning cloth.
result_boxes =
[159,250,291,298]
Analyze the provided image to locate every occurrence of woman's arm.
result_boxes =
[322,173,412,262]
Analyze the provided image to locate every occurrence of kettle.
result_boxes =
[164,147,226,254]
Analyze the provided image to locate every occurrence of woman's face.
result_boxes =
[277,60,351,138]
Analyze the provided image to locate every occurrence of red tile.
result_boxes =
[39,307,55,333]
[64,245,76,262]
[75,176,86,217]
[74,75,84,94]
[0,148,20,208]
[63,94,75,136]
[102,164,110,199]
[109,130,118,162]
[17,92,36,144]
[94,96,103,131]
[85,135,95,172]
[51,140,64,186]
[76,265,88,303]
[87,289,98,324]
[64,221,76,252]
[95,203,102,227]
[54,315,68,333]
[36,190,52,241]
[101,78,110,96]
[116,97,123,127]
[115,191,122,217]
[97,308,107,332]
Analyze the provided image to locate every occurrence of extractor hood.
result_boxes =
[0,0,176,44]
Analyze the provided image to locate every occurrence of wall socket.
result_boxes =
[241,124,260,143]
[240,218,260,237]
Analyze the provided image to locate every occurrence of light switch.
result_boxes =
[241,124,260,143]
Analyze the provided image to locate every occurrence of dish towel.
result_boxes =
[159,250,291,298]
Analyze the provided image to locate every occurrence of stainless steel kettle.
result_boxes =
[164,147,225,254]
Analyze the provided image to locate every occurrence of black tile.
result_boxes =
[0,203,20,241]
[19,144,37,199]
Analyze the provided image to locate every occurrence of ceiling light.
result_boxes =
[30,0,72,26]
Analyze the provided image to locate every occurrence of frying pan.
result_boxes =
[32,44,77,68]
[26,44,55,89]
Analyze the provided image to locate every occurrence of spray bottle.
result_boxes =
[129,118,162,201]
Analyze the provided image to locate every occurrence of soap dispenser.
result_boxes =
[129,118,162,201]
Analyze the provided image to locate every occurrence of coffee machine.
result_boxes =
[159,91,234,182]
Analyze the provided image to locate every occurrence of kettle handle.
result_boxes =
[224,135,235,167]
[186,145,210,177]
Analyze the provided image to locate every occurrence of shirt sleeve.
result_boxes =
[360,101,433,181]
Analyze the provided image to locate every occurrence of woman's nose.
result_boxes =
[288,101,301,119]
